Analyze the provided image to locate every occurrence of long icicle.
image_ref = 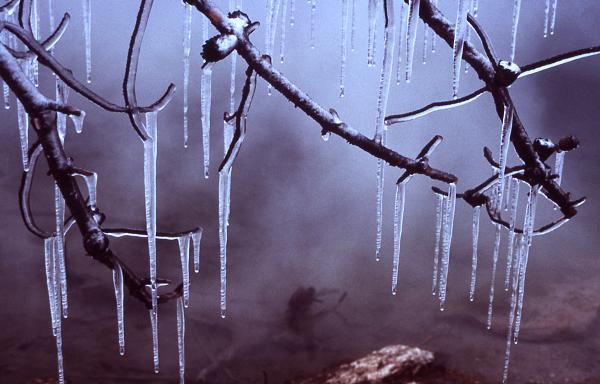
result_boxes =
[143,111,159,373]
[430,0,438,53]
[112,263,125,356]
[513,184,541,344]
[543,0,550,37]
[44,237,59,336]
[201,16,213,178]
[502,233,524,384]
[391,181,407,295]
[2,12,9,109]
[404,0,420,83]
[31,0,39,86]
[16,99,29,171]
[469,205,480,301]
[350,0,356,51]
[178,235,191,308]
[432,194,444,295]
[309,0,316,49]
[177,297,186,384]
[486,224,502,328]
[550,0,558,36]
[509,0,521,62]
[374,0,396,261]
[504,177,520,290]
[422,20,428,65]
[182,3,192,148]
[49,235,65,384]
[438,183,457,310]
[495,105,514,211]
[395,1,406,85]
[218,170,229,318]
[192,228,202,273]
[367,0,378,66]
[451,0,469,98]
[279,0,289,64]
[83,0,92,83]
[339,0,350,97]
[54,183,68,318]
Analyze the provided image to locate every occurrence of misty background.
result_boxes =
[1,0,599,382]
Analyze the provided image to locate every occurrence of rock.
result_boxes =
[289,344,434,384]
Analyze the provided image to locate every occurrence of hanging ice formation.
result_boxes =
[509,0,521,62]
[289,0,295,26]
[504,177,520,291]
[495,105,514,211]
[451,0,469,99]
[310,0,316,49]
[1,12,9,109]
[405,0,421,83]
[182,3,192,148]
[55,79,69,143]
[265,0,282,96]
[554,151,565,186]
[438,183,457,310]
[16,99,29,171]
[44,236,65,384]
[432,194,444,295]
[350,0,356,51]
[54,183,68,318]
[550,0,558,35]
[391,181,407,295]
[464,0,478,74]
[178,235,191,307]
[367,0,379,67]
[339,0,350,97]
[422,20,429,65]
[430,0,438,53]
[192,228,203,273]
[279,0,289,64]
[486,224,501,329]
[83,0,92,83]
[112,263,125,356]
[177,297,186,383]
[142,111,159,373]
[513,185,540,345]
[31,0,40,86]
[395,1,406,85]
[201,15,213,179]
[543,0,550,37]
[469,205,480,301]
[374,0,396,262]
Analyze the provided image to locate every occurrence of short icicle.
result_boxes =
[367,0,379,66]
[554,151,565,186]
[438,183,457,310]
[178,235,191,307]
[504,177,520,291]
[451,0,469,98]
[182,3,192,147]
[432,194,444,295]
[192,228,203,273]
[201,16,213,178]
[509,0,521,62]
[486,224,502,329]
[469,205,480,301]
[310,0,316,49]
[495,105,514,210]
[83,0,92,83]
[177,296,186,384]
[279,0,289,63]
[543,0,550,37]
[112,263,125,356]
[16,100,29,171]
[350,0,356,51]
[405,0,421,83]
[391,181,407,295]
[550,0,558,35]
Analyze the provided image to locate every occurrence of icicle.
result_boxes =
[367,0,379,66]
[178,236,191,308]
[201,16,213,178]
[31,0,39,87]
[112,263,125,356]
[543,0,550,37]
[504,177,520,291]
[1,12,9,109]
[502,234,524,384]
[177,297,186,384]
[339,0,350,97]
[438,183,457,310]
[432,194,444,295]
[310,0,316,49]
[54,183,68,318]
[350,0,356,51]
[391,181,407,295]
[469,205,480,301]
[279,0,289,63]
[375,158,384,261]
[430,0,438,53]
[69,111,86,134]
[422,20,428,65]
[44,237,59,335]
[509,0,521,63]
[404,0,420,83]
[472,0,479,16]
[192,228,202,273]
[395,1,406,85]
[182,4,192,148]
[486,224,502,329]
[513,185,540,344]
[149,308,159,373]
[55,78,69,143]
[550,0,558,35]
[82,172,98,208]
[503,175,512,211]
[218,171,229,319]
[554,151,565,186]
[83,0,92,83]
[494,105,514,211]
[289,0,295,26]
[451,0,469,98]
[16,100,30,172]
[48,0,55,32]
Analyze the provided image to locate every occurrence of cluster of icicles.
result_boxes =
[0,0,566,382]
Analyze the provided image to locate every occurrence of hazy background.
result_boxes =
[1,0,599,383]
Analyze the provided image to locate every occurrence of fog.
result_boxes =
[1,1,599,383]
